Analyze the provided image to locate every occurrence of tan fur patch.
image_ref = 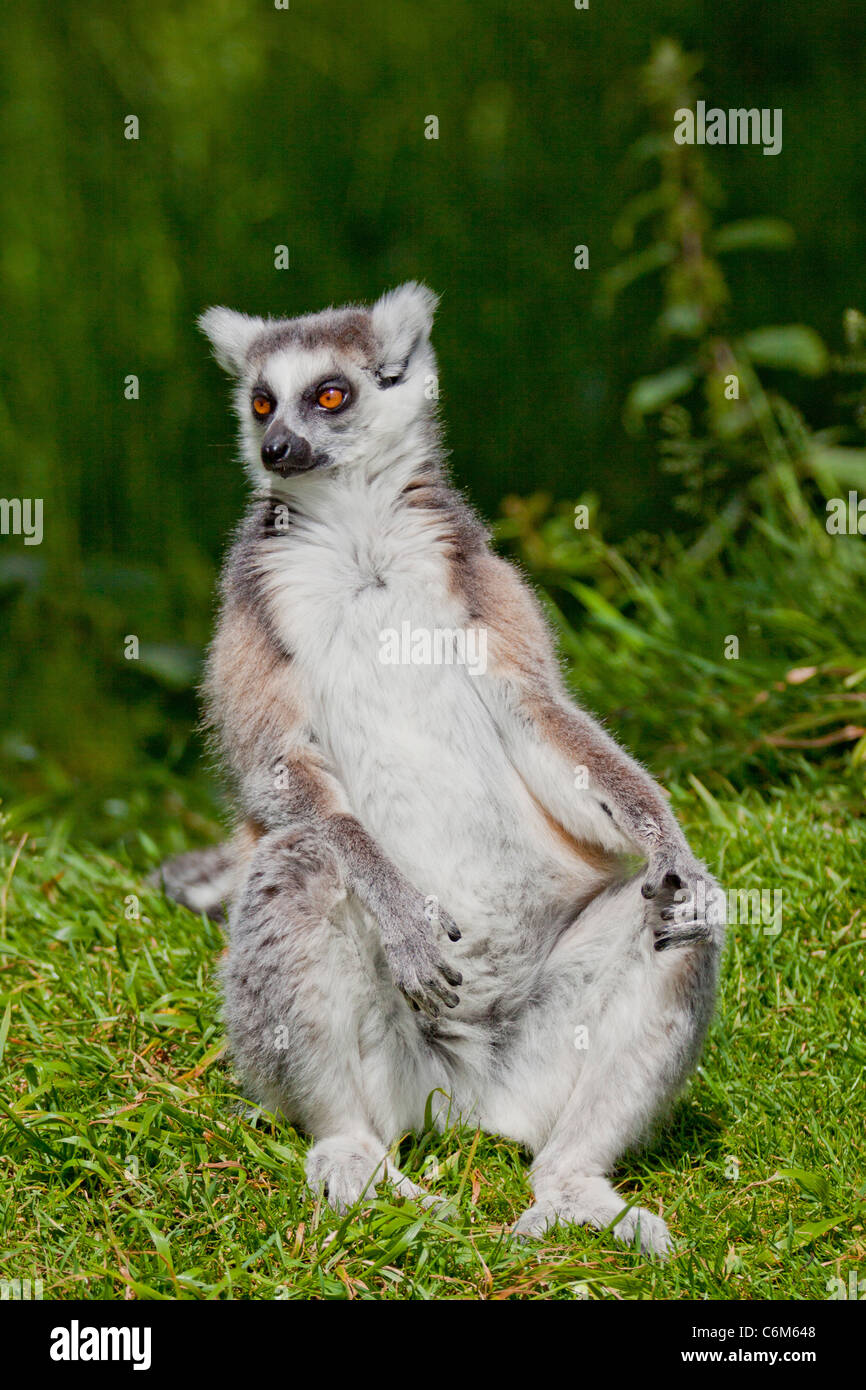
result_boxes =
[528,789,623,876]
[205,602,300,771]
[456,551,560,685]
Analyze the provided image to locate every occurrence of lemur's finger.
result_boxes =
[653,921,714,952]
[642,859,671,897]
[642,871,667,899]
[441,912,461,942]
[660,904,692,922]
[439,963,463,987]
[402,985,439,1018]
[431,984,460,1009]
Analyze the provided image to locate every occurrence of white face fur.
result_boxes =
[198,282,440,493]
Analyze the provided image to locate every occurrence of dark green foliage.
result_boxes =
[2,2,866,787]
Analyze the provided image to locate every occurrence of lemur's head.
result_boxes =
[199,282,439,489]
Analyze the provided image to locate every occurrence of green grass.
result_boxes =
[1,778,863,1301]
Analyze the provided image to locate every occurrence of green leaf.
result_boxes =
[713,218,796,254]
[805,444,866,493]
[623,364,696,431]
[686,775,735,831]
[141,1011,199,1030]
[0,1001,11,1065]
[598,242,675,308]
[773,1167,831,1203]
[737,325,829,376]
[135,643,202,691]
[0,1100,59,1158]
[612,187,674,250]
[563,581,648,644]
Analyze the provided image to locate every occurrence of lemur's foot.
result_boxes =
[642,851,721,952]
[512,1179,672,1258]
[653,916,717,952]
[306,1137,439,1213]
[307,1137,382,1211]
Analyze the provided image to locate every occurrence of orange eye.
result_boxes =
[252,394,273,417]
[317,387,345,410]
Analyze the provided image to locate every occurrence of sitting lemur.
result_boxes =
[155,284,724,1254]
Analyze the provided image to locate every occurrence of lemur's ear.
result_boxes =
[198,307,265,374]
[370,282,439,387]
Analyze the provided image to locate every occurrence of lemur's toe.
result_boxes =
[653,920,714,951]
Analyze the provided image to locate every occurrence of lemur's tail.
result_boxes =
[147,843,241,923]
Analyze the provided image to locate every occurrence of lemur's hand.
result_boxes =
[641,837,697,900]
[378,887,462,1018]
[642,846,722,952]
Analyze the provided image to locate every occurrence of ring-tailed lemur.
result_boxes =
[156,283,724,1254]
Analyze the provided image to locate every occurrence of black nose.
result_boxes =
[261,424,313,474]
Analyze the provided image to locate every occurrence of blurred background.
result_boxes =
[1,0,865,849]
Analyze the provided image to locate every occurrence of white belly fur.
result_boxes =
[256,492,610,1005]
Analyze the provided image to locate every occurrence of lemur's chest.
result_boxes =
[257,504,517,868]
[259,502,467,680]
[253,498,598,933]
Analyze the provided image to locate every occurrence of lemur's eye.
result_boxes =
[317,385,346,411]
[252,393,274,418]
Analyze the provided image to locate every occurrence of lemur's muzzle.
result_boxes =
[261,423,324,476]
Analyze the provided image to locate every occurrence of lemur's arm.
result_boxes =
[205,588,461,1015]
[470,552,698,897]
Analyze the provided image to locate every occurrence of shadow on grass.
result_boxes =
[634,1100,729,1175]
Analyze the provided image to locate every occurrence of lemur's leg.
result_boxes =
[223,825,441,1211]
[488,872,722,1256]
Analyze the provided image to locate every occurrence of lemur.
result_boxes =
[156,283,724,1255]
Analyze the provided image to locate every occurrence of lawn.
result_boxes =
[1,768,863,1301]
